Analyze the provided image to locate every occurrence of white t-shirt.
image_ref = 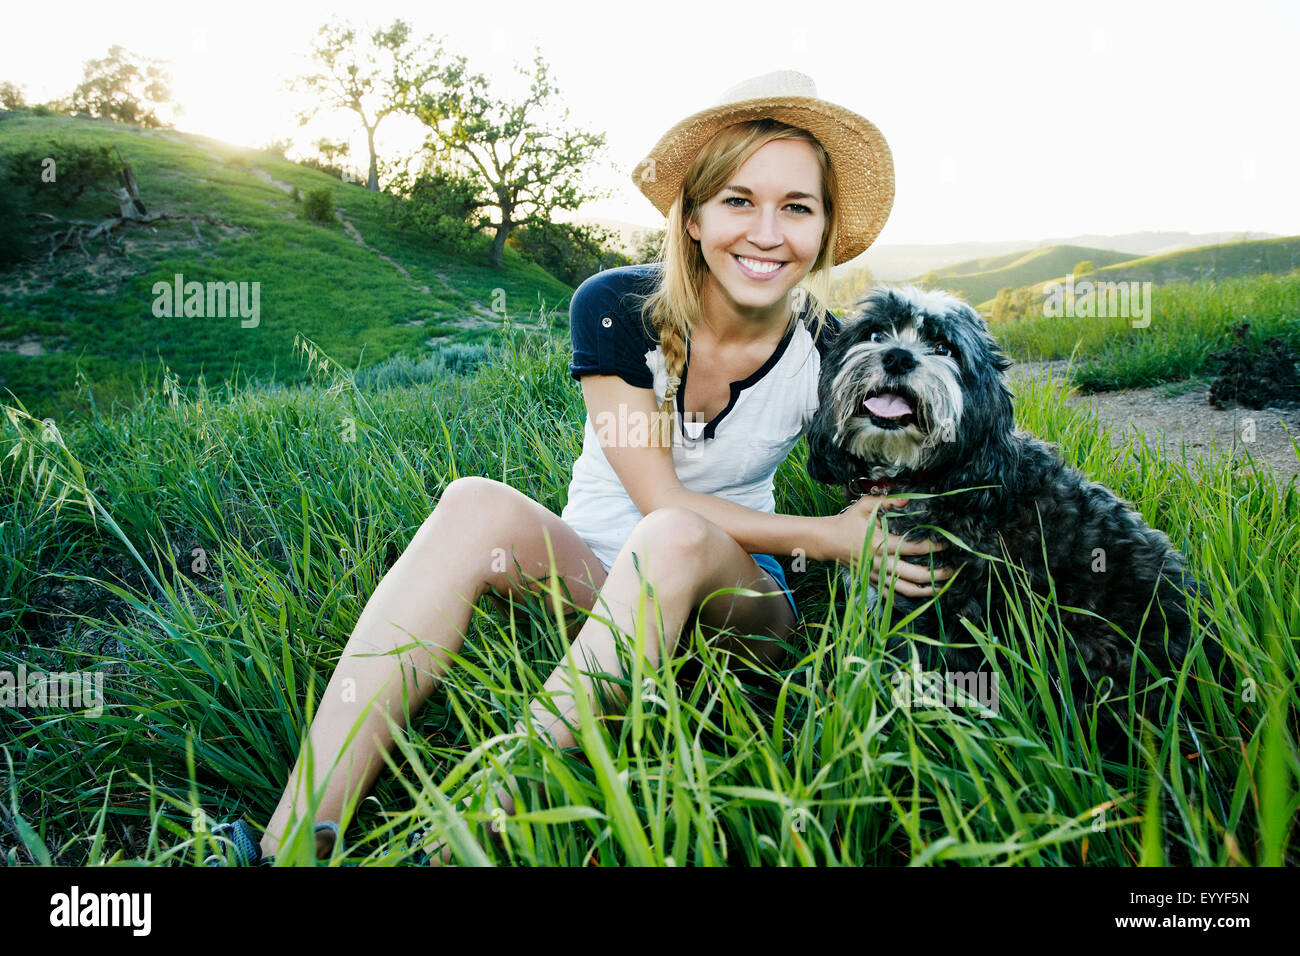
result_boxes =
[560,262,842,572]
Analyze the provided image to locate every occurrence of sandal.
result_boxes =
[203,819,341,866]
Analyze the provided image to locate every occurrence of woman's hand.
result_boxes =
[822,495,954,599]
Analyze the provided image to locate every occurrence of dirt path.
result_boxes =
[1008,360,1300,484]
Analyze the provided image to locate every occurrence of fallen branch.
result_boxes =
[38,212,228,262]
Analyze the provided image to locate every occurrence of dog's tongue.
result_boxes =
[864,392,913,418]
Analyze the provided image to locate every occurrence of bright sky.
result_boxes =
[4,0,1297,245]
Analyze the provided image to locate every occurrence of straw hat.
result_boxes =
[631,70,895,265]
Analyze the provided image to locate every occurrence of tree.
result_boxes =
[65,46,176,127]
[315,137,350,167]
[1,81,27,110]
[262,138,293,158]
[509,220,628,286]
[383,159,486,254]
[991,285,1038,323]
[408,48,611,269]
[1073,259,1095,277]
[294,19,441,191]
[829,264,876,311]
[630,228,665,264]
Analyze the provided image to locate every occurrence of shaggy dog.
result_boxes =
[805,285,1223,739]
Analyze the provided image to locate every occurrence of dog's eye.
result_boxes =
[933,340,958,358]
[869,331,886,343]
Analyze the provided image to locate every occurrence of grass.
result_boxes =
[992,271,1300,391]
[1,307,1296,867]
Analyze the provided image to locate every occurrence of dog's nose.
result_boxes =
[881,348,916,376]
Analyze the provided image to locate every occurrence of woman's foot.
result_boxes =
[412,781,516,865]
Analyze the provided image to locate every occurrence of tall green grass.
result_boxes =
[1,320,1296,866]
[993,272,1300,391]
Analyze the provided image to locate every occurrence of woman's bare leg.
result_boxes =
[257,476,608,860]
[421,509,795,868]
[420,505,798,865]
[523,505,797,753]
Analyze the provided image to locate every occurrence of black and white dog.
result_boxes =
[806,285,1223,729]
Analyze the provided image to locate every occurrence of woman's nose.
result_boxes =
[747,205,783,247]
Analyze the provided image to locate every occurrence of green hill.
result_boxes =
[975,235,1300,312]
[911,244,1136,305]
[0,113,575,418]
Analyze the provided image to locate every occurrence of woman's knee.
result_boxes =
[419,477,582,603]
[421,476,513,541]
[624,507,715,582]
[407,477,520,584]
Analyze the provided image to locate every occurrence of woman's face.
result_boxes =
[686,137,827,320]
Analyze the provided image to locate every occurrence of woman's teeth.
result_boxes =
[734,255,784,276]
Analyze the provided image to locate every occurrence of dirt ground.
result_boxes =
[1007,360,1300,485]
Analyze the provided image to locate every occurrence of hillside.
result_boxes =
[846,230,1281,281]
[975,235,1300,311]
[0,113,575,418]
[910,244,1137,304]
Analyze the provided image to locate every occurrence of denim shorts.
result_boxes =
[750,553,798,622]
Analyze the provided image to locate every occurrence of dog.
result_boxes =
[805,284,1223,738]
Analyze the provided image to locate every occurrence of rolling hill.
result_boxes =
[974,235,1300,311]
[909,244,1138,304]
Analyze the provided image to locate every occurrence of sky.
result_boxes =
[3,0,1297,245]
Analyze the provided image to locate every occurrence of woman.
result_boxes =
[206,70,952,866]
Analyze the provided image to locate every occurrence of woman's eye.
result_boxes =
[720,196,813,214]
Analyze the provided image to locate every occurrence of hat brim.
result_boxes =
[631,96,895,265]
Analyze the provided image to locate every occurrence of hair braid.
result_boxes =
[655,321,688,448]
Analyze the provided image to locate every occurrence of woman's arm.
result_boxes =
[578,374,948,592]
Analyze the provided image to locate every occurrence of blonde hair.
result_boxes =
[635,118,840,449]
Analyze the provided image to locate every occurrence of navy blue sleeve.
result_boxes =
[568,268,657,390]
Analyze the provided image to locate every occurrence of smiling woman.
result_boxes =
[206,70,951,868]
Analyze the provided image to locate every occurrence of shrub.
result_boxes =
[1,139,118,205]
[353,343,497,390]
[354,353,443,390]
[507,220,629,287]
[297,155,345,181]
[0,139,121,265]
[436,343,493,376]
[383,163,484,254]
[303,187,334,223]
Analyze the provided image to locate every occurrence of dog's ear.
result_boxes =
[805,410,855,485]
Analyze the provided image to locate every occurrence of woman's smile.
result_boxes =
[732,253,787,279]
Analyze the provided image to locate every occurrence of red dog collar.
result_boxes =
[846,472,933,497]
